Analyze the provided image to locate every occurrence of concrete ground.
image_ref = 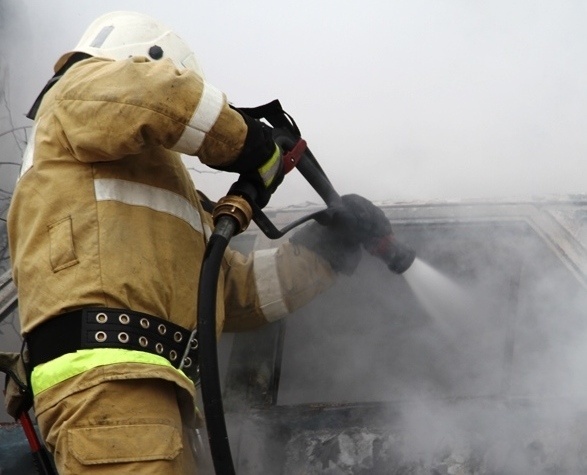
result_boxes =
[0,423,44,474]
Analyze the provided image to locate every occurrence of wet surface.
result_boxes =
[0,423,40,475]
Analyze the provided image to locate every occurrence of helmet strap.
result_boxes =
[26,53,92,120]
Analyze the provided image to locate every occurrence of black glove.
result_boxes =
[290,194,392,274]
[211,109,285,208]
[239,142,284,208]
[336,194,392,242]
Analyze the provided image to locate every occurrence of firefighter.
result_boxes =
[7,11,392,474]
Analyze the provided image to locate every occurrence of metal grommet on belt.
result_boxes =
[183,356,192,368]
[95,331,107,342]
[28,307,198,370]
[118,332,129,343]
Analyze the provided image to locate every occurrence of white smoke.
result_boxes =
[273,215,587,473]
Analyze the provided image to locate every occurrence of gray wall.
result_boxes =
[0,1,31,424]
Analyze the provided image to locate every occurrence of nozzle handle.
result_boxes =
[273,130,341,208]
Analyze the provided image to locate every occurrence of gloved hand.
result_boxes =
[290,194,392,275]
[212,109,286,209]
[336,194,392,243]
[239,142,284,209]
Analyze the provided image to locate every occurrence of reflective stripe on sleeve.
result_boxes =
[257,144,281,188]
[94,178,204,234]
[172,81,225,155]
[30,348,192,395]
[18,122,37,180]
[253,248,288,322]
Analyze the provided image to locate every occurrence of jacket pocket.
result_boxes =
[68,423,182,465]
[48,216,78,272]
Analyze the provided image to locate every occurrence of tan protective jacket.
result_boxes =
[7,57,335,420]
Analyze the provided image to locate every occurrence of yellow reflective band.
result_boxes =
[258,144,281,188]
[31,348,189,395]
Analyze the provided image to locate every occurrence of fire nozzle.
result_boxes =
[366,234,417,274]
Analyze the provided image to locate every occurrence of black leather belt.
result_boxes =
[26,307,198,371]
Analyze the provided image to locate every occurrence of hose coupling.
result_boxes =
[212,195,253,235]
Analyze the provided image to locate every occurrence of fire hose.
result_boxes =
[191,100,416,474]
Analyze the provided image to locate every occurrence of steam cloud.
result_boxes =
[274,218,587,474]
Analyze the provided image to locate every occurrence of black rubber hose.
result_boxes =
[197,216,238,475]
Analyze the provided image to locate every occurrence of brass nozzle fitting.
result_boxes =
[212,195,253,235]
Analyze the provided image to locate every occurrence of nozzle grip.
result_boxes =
[273,127,341,208]
[295,149,342,208]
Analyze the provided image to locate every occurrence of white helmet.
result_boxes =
[54,11,203,76]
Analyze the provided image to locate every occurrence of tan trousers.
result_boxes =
[36,378,198,474]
